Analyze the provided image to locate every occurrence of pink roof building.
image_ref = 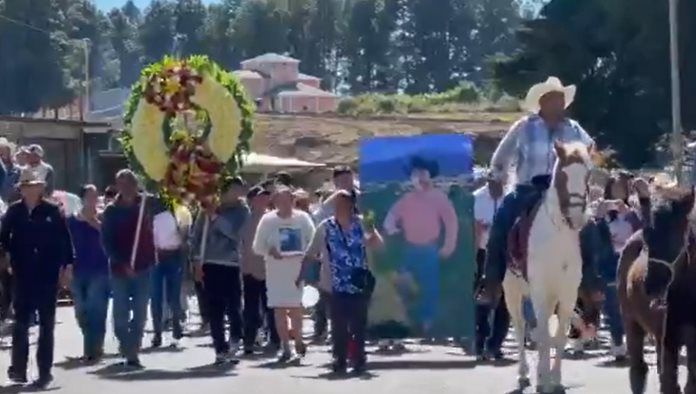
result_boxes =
[234,53,338,114]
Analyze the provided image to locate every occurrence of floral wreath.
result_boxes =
[120,56,254,206]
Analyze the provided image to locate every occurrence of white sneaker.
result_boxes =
[611,343,627,359]
[229,339,240,355]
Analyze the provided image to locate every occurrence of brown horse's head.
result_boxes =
[644,187,695,298]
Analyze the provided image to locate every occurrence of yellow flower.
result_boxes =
[191,74,242,163]
[130,99,170,181]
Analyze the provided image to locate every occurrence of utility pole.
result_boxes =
[669,0,683,184]
[82,38,91,118]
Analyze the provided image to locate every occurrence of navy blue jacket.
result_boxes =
[0,199,74,285]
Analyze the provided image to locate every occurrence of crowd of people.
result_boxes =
[0,76,670,391]
[0,158,377,388]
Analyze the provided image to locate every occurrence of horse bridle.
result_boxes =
[646,226,693,304]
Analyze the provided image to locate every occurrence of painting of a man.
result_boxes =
[383,156,458,333]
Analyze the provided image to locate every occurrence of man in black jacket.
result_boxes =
[0,168,73,388]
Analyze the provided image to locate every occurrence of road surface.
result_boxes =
[0,306,679,394]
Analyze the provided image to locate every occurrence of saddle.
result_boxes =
[507,200,543,281]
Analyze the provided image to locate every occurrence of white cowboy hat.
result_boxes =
[523,76,576,113]
[0,137,16,153]
[16,168,46,187]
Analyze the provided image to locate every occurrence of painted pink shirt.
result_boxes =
[383,188,458,253]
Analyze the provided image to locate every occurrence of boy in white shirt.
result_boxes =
[473,173,507,360]
[253,185,315,362]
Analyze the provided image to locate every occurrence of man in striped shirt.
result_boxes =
[477,77,594,305]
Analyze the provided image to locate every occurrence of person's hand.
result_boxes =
[590,290,605,303]
[60,265,73,288]
[295,275,303,289]
[203,200,219,219]
[631,177,650,199]
[439,245,454,259]
[384,224,400,236]
[269,246,283,260]
[617,200,629,215]
[122,264,135,277]
[193,264,204,284]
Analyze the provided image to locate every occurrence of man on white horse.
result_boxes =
[477,76,594,305]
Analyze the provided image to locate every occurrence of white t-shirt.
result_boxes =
[252,209,316,307]
[607,214,634,253]
[473,185,501,249]
[153,211,182,250]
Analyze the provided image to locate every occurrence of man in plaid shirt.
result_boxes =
[477,77,594,305]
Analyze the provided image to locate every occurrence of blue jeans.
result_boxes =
[484,184,544,285]
[399,243,439,328]
[111,268,152,360]
[70,275,110,357]
[603,285,624,346]
[150,251,184,339]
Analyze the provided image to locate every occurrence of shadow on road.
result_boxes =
[89,362,237,381]
[253,358,305,370]
[0,384,61,393]
[54,353,121,370]
[140,345,186,355]
[292,371,378,381]
[366,359,478,370]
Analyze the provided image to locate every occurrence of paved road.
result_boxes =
[0,306,680,394]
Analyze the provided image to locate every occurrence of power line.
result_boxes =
[0,13,52,36]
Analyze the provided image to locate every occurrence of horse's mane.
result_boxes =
[553,142,592,172]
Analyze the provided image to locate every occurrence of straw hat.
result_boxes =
[0,137,16,153]
[17,168,46,186]
[523,76,576,113]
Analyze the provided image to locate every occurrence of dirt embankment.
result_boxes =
[250,112,517,167]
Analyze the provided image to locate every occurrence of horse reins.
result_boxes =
[645,225,693,377]
[646,227,692,302]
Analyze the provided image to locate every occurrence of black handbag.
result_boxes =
[329,218,376,295]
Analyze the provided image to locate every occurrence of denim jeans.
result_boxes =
[70,275,110,357]
[150,250,184,339]
[399,243,439,328]
[112,268,152,360]
[603,285,624,346]
[484,184,544,285]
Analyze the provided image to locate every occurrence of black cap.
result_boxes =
[332,165,352,178]
[247,185,271,200]
[221,176,246,193]
[274,171,293,186]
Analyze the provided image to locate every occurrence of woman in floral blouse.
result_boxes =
[297,189,383,375]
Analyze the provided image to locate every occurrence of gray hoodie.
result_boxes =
[190,201,249,267]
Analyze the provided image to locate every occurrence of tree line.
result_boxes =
[0,0,537,115]
[2,0,694,167]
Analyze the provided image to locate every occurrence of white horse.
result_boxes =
[503,141,593,393]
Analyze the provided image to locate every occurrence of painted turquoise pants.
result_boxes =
[399,243,440,327]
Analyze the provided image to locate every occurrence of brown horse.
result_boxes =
[618,187,696,394]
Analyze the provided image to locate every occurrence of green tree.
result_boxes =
[342,0,398,93]
[139,0,175,64]
[108,6,142,86]
[203,0,244,68]
[174,0,207,56]
[493,0,696,167]
[231,0,289,58]
[0,0,73,113]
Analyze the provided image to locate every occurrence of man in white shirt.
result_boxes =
[473,172,508,360]
[150,205,188,348]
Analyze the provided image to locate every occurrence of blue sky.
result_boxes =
[95,0,217,11]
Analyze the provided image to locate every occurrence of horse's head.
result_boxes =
[644,186,695,298]
[552,141,593,229]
